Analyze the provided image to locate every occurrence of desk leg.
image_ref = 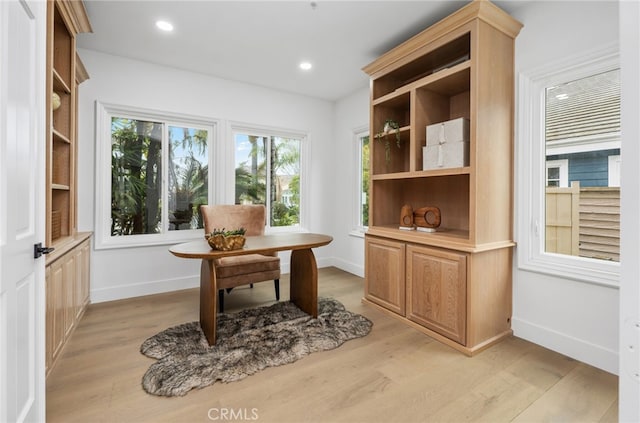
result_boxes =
[290,248,318,318]
[200,259,217,345]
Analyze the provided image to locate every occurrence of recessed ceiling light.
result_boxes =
[156,20,174,32]
[299,62,312,71]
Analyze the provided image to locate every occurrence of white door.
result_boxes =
[0,0,46,422]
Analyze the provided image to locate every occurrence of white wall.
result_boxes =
[619,0,640,419]
[331,87,370,277]
[511,1,620,374]
[77,49,335,302]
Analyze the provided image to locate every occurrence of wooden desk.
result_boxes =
[169,233,333,345]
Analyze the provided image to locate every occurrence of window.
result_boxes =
[608,155,620,187]
[233,127,303,230]
[96,103,215,249]
[546,159,568,187]
[355,130,370,230]
[517,46,620,286]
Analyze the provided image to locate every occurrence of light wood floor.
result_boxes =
[46,267,618,423]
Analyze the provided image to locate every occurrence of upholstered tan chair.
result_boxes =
[200,204,280,312]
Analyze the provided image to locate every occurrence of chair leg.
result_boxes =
[250,283,254,288]
[218,289,224,313]
[274,279,280,301]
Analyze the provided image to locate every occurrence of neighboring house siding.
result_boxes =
[548,148,619,187]
[545,70,620,141]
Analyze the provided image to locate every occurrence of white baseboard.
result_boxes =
[91,275,200,304]
[90,256,350,304]
[330,257,364,278]
[277,256,363,277]
[512,317,619,375]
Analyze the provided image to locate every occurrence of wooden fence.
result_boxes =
[545,182,620,262]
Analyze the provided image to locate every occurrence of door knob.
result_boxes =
[34,242,55,259]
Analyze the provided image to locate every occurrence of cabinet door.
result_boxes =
[406,245,467,344]
[75,239,90,319]
[62,252,77,339]
[47,259,65,366]
[365,236,405,315]
[45,266,52,372]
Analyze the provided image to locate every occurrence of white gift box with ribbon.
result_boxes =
[423,117,470,170]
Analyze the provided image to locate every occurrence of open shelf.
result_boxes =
[51,189,71,241]
[52,6,72,89]
[373,88,411,107]
[52,128,71,144]
[51,91,71,139]
[414,62,471,95]
[371,174,470,233]
[371,125,411,175]
[52,69,71,94]
[373,92,410,130]
[372,166,471,180]
[372,32,470,100]
[51,138,70,187]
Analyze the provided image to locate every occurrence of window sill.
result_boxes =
[94,230,206,250]
[518,252,620,289]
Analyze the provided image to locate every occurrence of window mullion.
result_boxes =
[161,123,169,233]
[265,136,272,229]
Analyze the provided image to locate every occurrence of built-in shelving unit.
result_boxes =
[45,0,92,375]
[363,0,522,355]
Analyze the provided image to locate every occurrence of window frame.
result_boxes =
[546,159,569,187]
[229,122,308,233]
[95,102,217,249]
[608,155,621,187]
[351,126,369,236]
[516,44,620,287]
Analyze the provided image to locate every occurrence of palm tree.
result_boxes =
[111,118,162,235]
[168,127,209,229]
[235,135,266,205]
[269,137,300,226]
[111,121,210,234]
[233,134,301,226]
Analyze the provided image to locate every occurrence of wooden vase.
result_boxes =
[400,204,414,227]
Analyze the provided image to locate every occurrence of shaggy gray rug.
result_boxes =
[140,297,373,396]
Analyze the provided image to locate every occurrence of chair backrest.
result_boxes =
[200,204,266,237]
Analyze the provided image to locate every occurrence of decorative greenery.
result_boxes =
[374,119,401,165]
[207,227,247,237]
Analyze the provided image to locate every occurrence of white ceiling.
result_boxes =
[78,1,524,101]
